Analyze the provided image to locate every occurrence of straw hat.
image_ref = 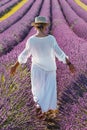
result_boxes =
[31,16,49,26]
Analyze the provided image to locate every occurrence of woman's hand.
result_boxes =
[68,64,76,73]
[10,61,20,76]
[65,58,76,73]
[10,65,17,76]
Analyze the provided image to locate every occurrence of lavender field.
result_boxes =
[0,0,87,130]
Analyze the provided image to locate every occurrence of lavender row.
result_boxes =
[59,0,87,40]
[59,73,87,130]
[0,0,21,17]
[66,0,87,22]
[52,0,87,96]
[81,0,87,5]
[0,0,43,56]
[0,0,35,33]
[0,0,11,7]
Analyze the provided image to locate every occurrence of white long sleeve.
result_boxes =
[18,39,31,64]
[53,36,69,63]
[18,35,69,71]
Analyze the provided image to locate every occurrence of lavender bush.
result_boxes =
[66,0,87,22]
[59,0,87,40]
[0,0,11,7]
[59,73,87,130]
[81,0,87,4]
[0,0,22,17]
[0,0,35,32]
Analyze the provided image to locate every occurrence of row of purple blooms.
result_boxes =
[0,0,11,7]
[59,0,87,40]
[66,0,87,22]
[0,0,21,17]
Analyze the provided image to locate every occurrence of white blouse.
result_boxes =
[18,35,68,71]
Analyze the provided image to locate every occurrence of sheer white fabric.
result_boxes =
[31,64,57,112]
[18,35,68,71]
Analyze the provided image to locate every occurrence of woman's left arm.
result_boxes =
[53,37,76,73]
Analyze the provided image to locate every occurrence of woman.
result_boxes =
[10,16,75,119]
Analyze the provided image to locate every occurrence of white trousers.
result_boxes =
[31,64,57,112]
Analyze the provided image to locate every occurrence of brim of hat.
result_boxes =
[31,22,50,26]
